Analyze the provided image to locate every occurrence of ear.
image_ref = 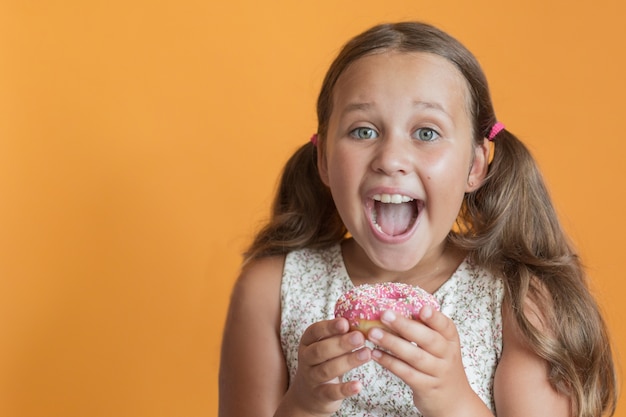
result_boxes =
[466,138,490,192]
[317,141,331,186]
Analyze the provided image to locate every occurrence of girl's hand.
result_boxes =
[280,318,372,416]
[367,306,489,417]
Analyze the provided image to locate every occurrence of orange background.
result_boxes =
[1,1,624,416]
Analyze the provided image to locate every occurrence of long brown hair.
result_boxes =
[245,22,617,416]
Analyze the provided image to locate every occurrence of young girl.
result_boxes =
[219,22,617,417]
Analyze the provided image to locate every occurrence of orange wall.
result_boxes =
[0,1,624,416]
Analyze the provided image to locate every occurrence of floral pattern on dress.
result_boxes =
[280,244,503,416]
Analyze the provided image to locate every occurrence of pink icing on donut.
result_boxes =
[334,282,440,329]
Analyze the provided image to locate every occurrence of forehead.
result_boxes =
[332,51,472,116]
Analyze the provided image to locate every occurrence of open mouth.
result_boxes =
[371,193,420,236]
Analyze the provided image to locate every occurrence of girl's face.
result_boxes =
[318,51,489,273]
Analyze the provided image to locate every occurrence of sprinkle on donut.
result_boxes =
[334,282,440,331]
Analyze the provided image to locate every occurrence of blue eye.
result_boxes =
[350,127,378,140]
[414,128,439,142]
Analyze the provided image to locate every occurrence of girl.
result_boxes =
[219,22,617,417]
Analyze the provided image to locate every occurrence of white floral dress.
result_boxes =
[280,244,504,416]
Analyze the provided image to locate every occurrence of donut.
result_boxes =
[334,282,440,334]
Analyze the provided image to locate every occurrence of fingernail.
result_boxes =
[349,332,363,346]
[369,327,383,341]
[420,305,433,319]
[349,381,362,394]
[356,348,369,361]
[381,310,396,323]
[335,318,348,332]
[372,349,382,359]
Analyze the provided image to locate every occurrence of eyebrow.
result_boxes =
[340,100,451,118]
[412,100,451,117]
[340,102,372,115]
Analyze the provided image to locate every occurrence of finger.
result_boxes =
[379,310,439,349]
[301,318,350,346]
[302,330,367,367]
[371,346,437,384]
[308,346,371,384]
[316,379,363,402]
[418,305,459,345]
[379,309,453,357]
[368,323,433,368]
[367,311,445,375]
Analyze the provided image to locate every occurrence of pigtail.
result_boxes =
[452,130,617,417]
[458,130,566,261]
[243,142,346,262]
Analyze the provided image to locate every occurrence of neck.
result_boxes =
[341,238,466,293]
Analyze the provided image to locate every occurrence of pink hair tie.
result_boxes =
[310,133,318,146]
[487,122,505,141]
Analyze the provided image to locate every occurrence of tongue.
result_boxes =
[375,201,416,236]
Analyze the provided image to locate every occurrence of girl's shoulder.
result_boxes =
[235,254,286,301]
[225,255,287,337]
[235,244,342,297]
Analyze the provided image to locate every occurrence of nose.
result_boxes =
[370,134,413,176]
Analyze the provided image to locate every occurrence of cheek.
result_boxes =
[327,147,358,183]
[325,154,353,201]
[422,152,472,210]
[424,150,470,184]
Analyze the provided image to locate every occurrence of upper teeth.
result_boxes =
[373,194,413,204]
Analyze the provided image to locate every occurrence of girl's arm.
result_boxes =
[493,297,572,416]
[218,255,287,417]
[219,255,371,417]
